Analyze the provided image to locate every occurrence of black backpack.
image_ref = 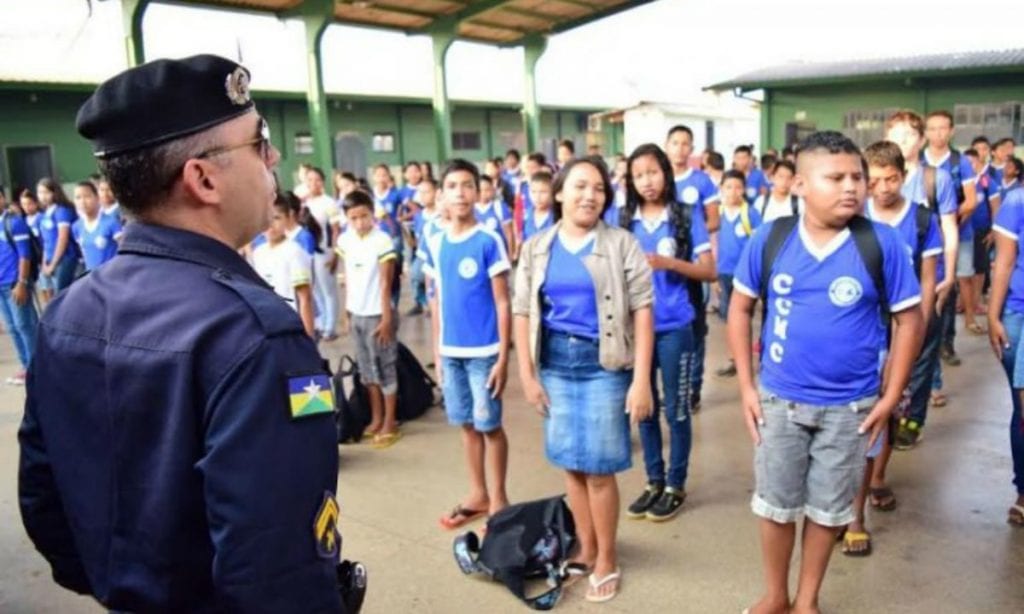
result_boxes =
[453,496,576,610]
[333,355,371,444]
[395,342,437,422]
[757,194,800,218]
[3,213,43,283]
[922,149,966,205]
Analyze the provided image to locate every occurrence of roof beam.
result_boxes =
[451,0,510,21]
[552,0,653,34]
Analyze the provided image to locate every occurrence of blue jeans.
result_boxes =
[718,274,734,321]
[410,255,427,308]
[441,355,502,432]
[908,313,942,425]
[0,283,38,368]
[540,330,632,475]
[639,325,696,489]
[998,309,1024,495]
[51,254,79,293]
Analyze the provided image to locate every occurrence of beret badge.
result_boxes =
[225,67,251,106]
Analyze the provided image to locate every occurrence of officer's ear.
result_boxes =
[180,158,224,206]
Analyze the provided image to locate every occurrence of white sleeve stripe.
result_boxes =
[890,295,922,313]
[994,225,1018,240]
[703,194,721,205]
[693,242,712,254]
[732,278,759,298]
[12,234,29,241]
[57,222,70,227]
[921,247,943,258]
[488,261,511,277]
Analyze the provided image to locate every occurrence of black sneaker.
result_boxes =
[894,419,923,450]
[647,487,686,522]
[715,362,737,378]
[626,482,664,519]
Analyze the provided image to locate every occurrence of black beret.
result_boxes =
[76,54,254,158]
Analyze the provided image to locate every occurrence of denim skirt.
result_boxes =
[539,329,632,475]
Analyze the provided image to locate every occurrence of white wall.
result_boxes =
[621,104,760,160]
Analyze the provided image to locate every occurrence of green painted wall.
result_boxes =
[0,85,607,196]
[762,72,1024,150]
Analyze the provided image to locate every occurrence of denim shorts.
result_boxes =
[540,330,632,475]
[441,355,502,432]
[752,389,875,527]
[956,236,975,277]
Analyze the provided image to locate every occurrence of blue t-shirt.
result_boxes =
[744,168,769,204]
[921,149,976,202]
[866,200,943,281]
[474,202,511,249]
[602,202,626,226]
[993,189,1024,313]
[72,214,122,271]
[902,166,958,216]
[25,213,41,239]
[292,227,317,255]
[422,225,510,357]
[971,168,1000,232]
[0,213,33,285]
[518,181,534,214]
[541,235,599,339]
[675,169,719,221]
[718,204,763,275]
[630,206,711,332]
[40,204,78,263]
[373,187,403,221]
[733,218,922,405]
[523,209,554,242]
[399,184,419,205]
[999,179,1021,202]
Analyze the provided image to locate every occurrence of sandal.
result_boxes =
[868,486,898,512]
[585,568,621,603]
[439,505,487,530]
[371,431,402,449]
[841,530,873,557]
[1008,504,1024,526]
[931,392,947,407]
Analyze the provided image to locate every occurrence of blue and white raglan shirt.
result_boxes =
[40,204,78,264]
[422,225,510,357]
[474,201,511,249]
[921,149,976,200]
[412,208,438,252]
[866,200,943,279]
[542,234,600,339]
[72,214,122,271]
[630,206,711,333]
[0,213,33,285]
[733,217,922,405]
[675,168,720,219]
[1000,178,1021,203]
[992,188,1024,314]
[25,213,41,239]
[287,226,318,256]
[903,165,957,281]
[970,167,1000,236]
[718,204,763,275]
[744,168,769,205]
[522,209,554,242]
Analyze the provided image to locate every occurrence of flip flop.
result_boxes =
[585,568,621,603]
[1008,504,1024,526]
[439,505,487,531]
[371,431,402,449]
[868,486,898,512]
[841,530,872,557]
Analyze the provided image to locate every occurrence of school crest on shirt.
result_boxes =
[485,217,498,230]
[681,186,699,205]
[94,236,108,249]
[828,276,863,307]
[746,187,757,199]
[656,237,676,257]
[458,257,479,279]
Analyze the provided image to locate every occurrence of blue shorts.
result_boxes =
[441,355,503,432]
[540,330,632,475]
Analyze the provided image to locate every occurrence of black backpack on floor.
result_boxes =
[453,496,576,610]
[395,342,437,422]
[333,355,371,444]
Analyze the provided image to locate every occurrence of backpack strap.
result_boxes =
[923,166,938,210]
[790,194,799,216]
[758,216,799,301]
[757,194,767,218]
[948,149,965,204]
[913,204,933,278]
[739,202,753,236]
[848,216,888,315]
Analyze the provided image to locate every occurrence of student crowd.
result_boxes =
[6,104,1023,611]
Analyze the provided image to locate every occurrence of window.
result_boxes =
[294,132,314,155]
[840,108,899,148]
[371,132,395,153]
[952,102,1021,148]
[785,121,817,147]
[705,120,715,151]
[452,131,482,151]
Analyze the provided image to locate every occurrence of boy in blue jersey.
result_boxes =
[476,175,514,255]
[666,125,720,232]
[424,159,512,530]
[734,145,769,206]
[965,148,1001,333]
[715,170,762,377]
[407,177,438,316]
[519,171,554,249]
[728,132,923,614]
[0,191,37,385]
[991,138,1016,183]
[72,181,122,271]
[841,141,943,556]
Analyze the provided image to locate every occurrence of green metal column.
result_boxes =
[430,27,456,164]
[761,89,772,150]
[522,35,548,154]
[299,0,334,175]
[121,0,149,67]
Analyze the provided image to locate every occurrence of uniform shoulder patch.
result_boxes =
[288,373,335,419]
[313,491,341,559]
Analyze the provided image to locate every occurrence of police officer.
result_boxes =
[18,55,355,612]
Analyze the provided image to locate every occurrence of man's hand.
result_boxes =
[625,379,653,426]
[859,399,896,451]
[990,318,1010,360]
[12,283,28,306]
[486,358,508,399]
[373,316,393,345]
[741,385,764,445]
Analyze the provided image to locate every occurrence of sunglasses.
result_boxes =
[196,117,272,164]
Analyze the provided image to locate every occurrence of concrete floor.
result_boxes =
[1,301,1023,613]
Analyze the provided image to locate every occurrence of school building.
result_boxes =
[708,47,1024,152]
[0,81,620,195]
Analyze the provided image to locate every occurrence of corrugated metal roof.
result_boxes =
[707,48,1024,91]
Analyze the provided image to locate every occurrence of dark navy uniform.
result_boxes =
[18,222,345,612]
